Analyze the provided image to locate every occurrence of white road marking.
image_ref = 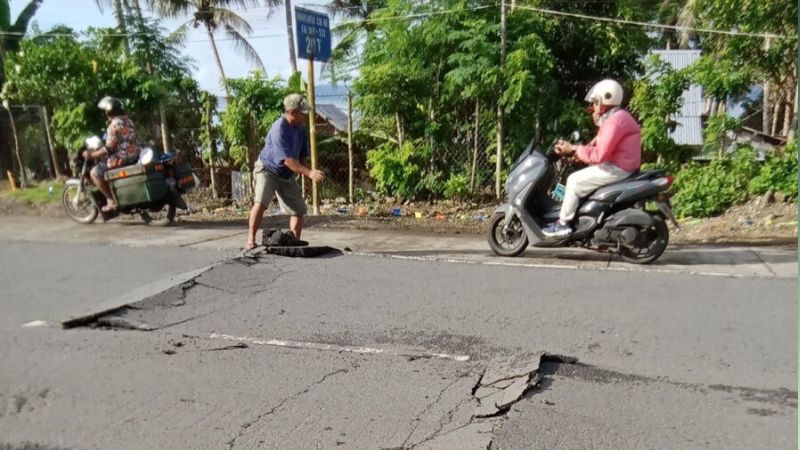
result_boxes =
[210,333,471,362]
[22,320,47,328]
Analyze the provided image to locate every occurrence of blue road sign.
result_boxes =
[294,7,331,62]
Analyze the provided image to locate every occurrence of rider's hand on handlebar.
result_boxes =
[82,150,92,160]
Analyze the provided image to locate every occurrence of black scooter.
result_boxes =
[488,136,679,264]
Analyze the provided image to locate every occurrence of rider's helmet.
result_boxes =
[584,79,624,106]
[97,96,125,116]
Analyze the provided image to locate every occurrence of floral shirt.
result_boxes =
[105,116,140,168]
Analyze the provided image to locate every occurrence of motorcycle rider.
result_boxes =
[82,96,141,212]
[542,79,642,238]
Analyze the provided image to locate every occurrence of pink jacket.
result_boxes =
[576,109,642,172]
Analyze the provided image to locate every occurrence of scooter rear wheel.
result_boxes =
[488,213,529,257]
[619,214,669,264]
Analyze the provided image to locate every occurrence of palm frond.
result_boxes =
[166,19,193,45]
[223,24,265,70]
[214,7,254,35]
[7,0,43,52]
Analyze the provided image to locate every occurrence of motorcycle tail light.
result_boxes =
[118,171,128,178]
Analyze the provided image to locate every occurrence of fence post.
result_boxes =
[347,91,354,204]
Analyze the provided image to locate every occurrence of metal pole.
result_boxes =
[347,91,354,204]
[307,57,319,215]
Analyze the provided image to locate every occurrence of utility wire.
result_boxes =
[510,3,791,40]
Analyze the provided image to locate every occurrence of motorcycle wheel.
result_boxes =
[142,203,176,227]
[619,214,669,264]
[488,213,529,257]
[62,184,98,224]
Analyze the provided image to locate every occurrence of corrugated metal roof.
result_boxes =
[315,104,349,132]
[669,116,704,146]
[650,49,701,70]
[649,49,704,146]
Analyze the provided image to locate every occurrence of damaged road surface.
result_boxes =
[1,240,797,449]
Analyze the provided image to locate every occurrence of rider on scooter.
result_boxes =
[82,97,140,213]
[542,79,642,238]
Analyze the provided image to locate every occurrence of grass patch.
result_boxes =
[1,181,64,204]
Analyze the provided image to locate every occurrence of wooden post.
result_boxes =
[347,91,354,204]
[40,106,61,179]
[6,170,17,191]
[496,0,507,199]
[307,57,319,215]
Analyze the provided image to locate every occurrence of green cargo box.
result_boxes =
[106,164,169,206]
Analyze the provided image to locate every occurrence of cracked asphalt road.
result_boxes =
[0,239,796,449]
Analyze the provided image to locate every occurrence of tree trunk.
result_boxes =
[159,101,170,152]
[395,112,404,147]
[40,106,62,179]
[428,98,435,171]
[7,107,25,186]
[762,81,772,134]
[470,99,480,192]
[496,1,507,199]
[791,84,799,141]
[771,100,782,136]
[205,101,219,199]
[113,0,131,57]
[347,91,354,203]
[285,0,298,73]
[206,24,231,98]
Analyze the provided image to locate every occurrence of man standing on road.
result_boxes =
[246,94,326,249]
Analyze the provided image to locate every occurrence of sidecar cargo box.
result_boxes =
[106,163,168,206]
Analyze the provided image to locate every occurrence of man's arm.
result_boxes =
[576,116,625,164]
[285,157,325,182]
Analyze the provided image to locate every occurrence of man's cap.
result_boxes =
[284,93,311,113]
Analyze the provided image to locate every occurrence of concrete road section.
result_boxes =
[0,216,796,449]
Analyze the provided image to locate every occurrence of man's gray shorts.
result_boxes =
[253,161,307,216]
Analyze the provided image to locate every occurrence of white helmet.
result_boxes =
[584,79,624,106]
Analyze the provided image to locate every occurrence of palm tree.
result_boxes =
[150,0,265,98]
[323,0,384,81]
[0,0,44,179]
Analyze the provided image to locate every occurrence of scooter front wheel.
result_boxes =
[488,213,528,257]
[62,184,98,224]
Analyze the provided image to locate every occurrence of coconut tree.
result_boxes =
[150,0,265,97]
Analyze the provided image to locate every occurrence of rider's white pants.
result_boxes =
[559,163,632,223]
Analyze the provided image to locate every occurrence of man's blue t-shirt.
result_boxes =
[258,116,309,179]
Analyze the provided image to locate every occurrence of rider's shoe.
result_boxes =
[542,221,572,239]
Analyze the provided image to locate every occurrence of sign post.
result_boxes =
[294,7,331,216]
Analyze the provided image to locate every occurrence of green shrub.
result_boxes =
[748,141,798,199]
[672,147,758,218]
[366,141,430,198]
[443,172,471,199]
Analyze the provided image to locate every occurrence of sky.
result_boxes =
[11,0,339,97]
